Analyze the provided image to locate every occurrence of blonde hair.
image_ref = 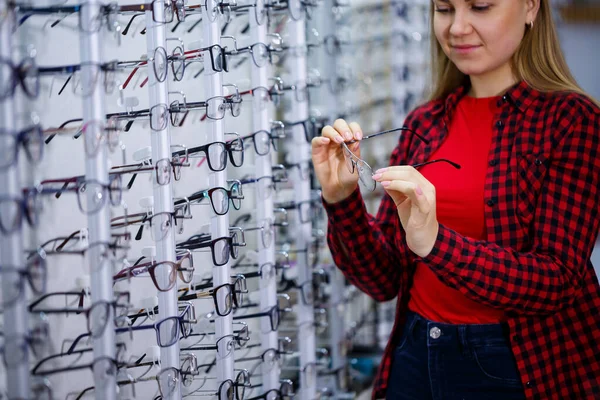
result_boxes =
[427,0,599,107]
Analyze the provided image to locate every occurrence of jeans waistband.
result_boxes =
[404,310,511,347]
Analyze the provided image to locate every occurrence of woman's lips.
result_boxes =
[451,45,481,54]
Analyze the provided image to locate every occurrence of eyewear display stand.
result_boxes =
[80,2,118,400]
[286,13,317,400]
[0,0,434,397]
[203,0,235,386]
[309,4,348,397]
[145,2,182,398]
[313,0,339,123]
[0,3,31,398]
[250,8,280,393]
[327,264,348,396]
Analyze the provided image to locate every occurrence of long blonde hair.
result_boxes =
[427,0,599,106]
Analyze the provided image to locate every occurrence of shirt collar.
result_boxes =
[502,80,544,112]
[438,80,543,118]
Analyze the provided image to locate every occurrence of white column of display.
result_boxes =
[309,2,346,397]
[0,2,31,398]
[203,0,234,385]
[285,11,316,400]
[249,4,280,393]
[79,2,116,399]
[144,3,181,399]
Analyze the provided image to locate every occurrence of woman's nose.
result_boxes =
[449,10,473,37]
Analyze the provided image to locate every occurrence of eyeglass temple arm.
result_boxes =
[56,229,84,251]
[181,189,209,204]
[412,158,461,169]
[112,262,149,281]
[231,310,269,320]
[31,345,94,375]
[73,385,95,400]
[178,291,213,302]
[29,290,85,311]
[127,305,160,324]
[44,118,84,144]
[121,13,144,36]
[180,344,217,351]
[68,323,155,354]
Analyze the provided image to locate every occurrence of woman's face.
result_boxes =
[433,0,536,77]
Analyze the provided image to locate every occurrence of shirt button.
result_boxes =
[525,381,533,388]
[496,120,503,128]
[429,327,441,339]
[534,159,543,166]
[489,159,497,166]
[502,95,508,102]
[487,199,496,206]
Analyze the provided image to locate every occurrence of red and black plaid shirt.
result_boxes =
[323,81,600,400]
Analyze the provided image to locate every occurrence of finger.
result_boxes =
[321,125,344,144]
[311,136,334,165]
[372,166,428,188]
[332,118,354,142]
[381,180,431,214]
[348,121,363,141]
[311,136,331,153]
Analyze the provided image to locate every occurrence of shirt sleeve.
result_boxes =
[323,116,418,302]
[418,99,600,316]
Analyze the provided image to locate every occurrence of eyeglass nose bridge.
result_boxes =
[220,35,239,52]
[173,0,187,20]
[168,90,188,109]
[267,32,283,47]
[222,82,240,99]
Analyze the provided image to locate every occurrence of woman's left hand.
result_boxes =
[372,166,439,258]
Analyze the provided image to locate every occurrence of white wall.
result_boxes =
[558,23,600,100]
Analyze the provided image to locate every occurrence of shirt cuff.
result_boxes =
[321,187,368,237]
[321,186,362,214]
[417,223,464,273]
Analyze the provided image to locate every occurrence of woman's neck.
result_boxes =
[467,63,519,98]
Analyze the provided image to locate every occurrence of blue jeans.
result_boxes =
[386,311,526,400]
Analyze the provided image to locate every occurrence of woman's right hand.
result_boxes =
[311,118,363,204]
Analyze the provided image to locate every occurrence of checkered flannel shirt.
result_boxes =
[323,81,600,400]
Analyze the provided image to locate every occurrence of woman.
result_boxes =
[311,0,600,397]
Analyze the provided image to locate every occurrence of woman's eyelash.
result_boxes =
[433,5,490,12]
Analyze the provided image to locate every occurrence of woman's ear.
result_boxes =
[525,0,541,25]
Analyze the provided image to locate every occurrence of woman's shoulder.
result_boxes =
[540,90,599,122]
[535,91,599,150]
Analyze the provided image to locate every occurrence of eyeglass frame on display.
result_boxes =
[176,230,245,267]
[67,303,197,354]
[113,250,194,291]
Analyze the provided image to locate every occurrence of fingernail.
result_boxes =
[356,131,363,140]
[371,173,382,180]
[415,186,423,195]
[344,131,352,141]
[334,136,343,143]
[375,168,388,174]
[381,181,391,187]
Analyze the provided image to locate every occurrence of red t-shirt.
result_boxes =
[407,94,506,323]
